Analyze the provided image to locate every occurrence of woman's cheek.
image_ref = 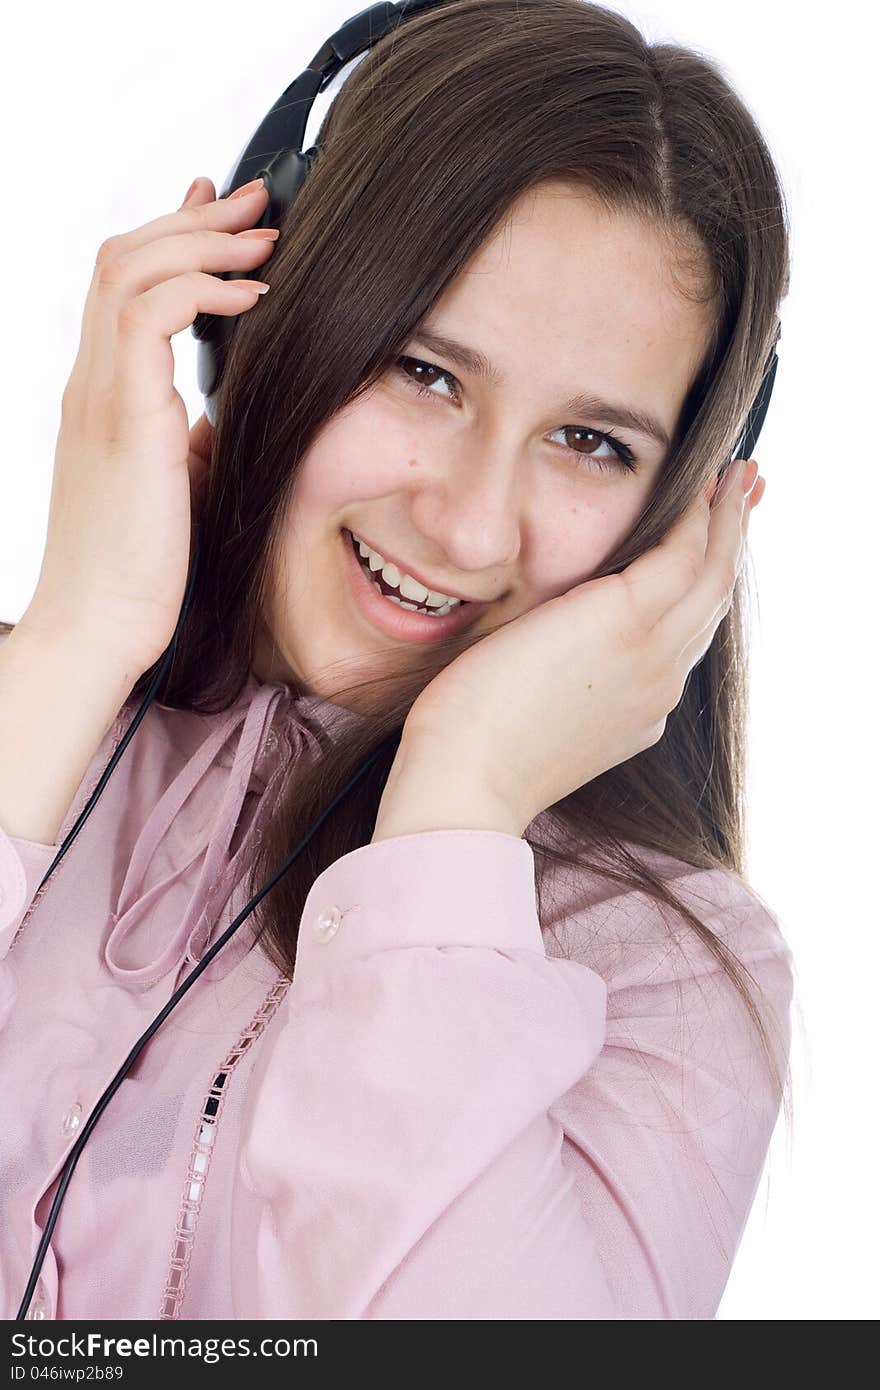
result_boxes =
[521,497,620,599]
[299,392,422,503]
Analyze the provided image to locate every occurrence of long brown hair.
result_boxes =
[8,0,794,1118]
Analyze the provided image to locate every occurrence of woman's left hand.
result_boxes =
[397,458,762,833]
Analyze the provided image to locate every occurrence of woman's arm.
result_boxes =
[0,621,135,847]
[371,739,525,842]
[231,827,791,1319]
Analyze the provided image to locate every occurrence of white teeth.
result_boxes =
[385,594,455,617]
[351,533,462,609]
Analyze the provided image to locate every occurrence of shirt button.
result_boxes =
[61,1102,83,1137]
[27,1278,50,1319]
[265,728,279,753]
[315,906,342,942]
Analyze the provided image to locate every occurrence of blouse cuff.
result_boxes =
[293,828,544,988]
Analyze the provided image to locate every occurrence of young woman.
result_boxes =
[0,0,791,1320]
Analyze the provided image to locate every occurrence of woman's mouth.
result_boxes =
[341,529,490,644]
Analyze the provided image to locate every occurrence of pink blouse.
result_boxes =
[0,652,794,1320]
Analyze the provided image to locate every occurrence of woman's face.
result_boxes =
[251,180,716,695]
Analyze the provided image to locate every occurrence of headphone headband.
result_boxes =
[192,2,456,415]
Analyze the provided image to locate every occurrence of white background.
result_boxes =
[0,1,875,1320]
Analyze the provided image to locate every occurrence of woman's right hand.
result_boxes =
[23,175,279,676]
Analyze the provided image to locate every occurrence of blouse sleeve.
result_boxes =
[231,828,793,1320]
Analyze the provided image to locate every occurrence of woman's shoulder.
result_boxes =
[537,834,793,996]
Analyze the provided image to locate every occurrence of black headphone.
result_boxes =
[16,0,782,1319]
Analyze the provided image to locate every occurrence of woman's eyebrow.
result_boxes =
[410,323,672,452]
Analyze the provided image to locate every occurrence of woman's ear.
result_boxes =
[187,412,215,522]
[189,412,214,466]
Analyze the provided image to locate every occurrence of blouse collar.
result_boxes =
[101,669,373,990]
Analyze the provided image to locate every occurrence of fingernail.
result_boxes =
[181,178,201,207]
[229,177,267,200]
[235,227,280,241]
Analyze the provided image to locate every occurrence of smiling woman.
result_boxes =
[1,0,793,1323]
[139,0,791,1192]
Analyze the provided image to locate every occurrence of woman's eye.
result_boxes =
[394,354,638,475]
[546,425,638,474]
[397,355,458,401]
